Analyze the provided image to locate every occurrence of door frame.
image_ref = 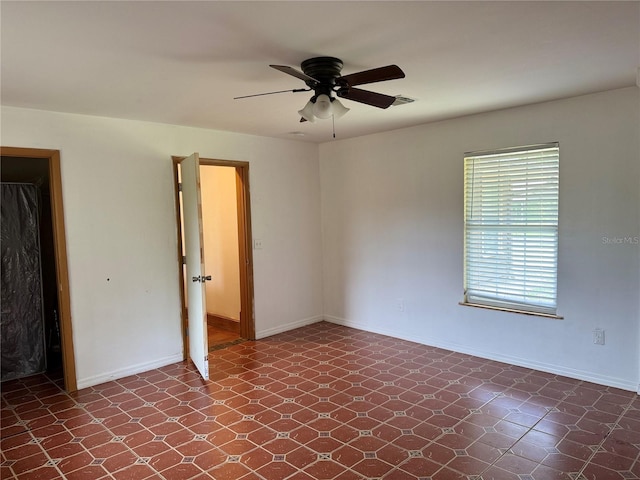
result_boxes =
[0,146,77,392]
[172,156,255,358]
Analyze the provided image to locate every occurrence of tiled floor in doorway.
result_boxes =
[207,315,242,350]
[1,321,639,479]
[207,324,242,350]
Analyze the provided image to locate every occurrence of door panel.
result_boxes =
[180,153,209,380]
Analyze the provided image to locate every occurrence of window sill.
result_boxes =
[459,301,563,320]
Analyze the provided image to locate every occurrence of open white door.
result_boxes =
[180,153,209,380]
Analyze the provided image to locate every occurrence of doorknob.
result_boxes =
[203,275,212,281]
[192,276,201,282]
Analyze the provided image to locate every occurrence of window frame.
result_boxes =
[462,142,561,318]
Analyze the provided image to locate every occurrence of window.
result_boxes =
[463,143,559,316]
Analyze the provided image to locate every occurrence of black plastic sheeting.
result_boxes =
[1,183,46,381]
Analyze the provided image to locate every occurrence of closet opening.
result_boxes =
[0,147,76,392]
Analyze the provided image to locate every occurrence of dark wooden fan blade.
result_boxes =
[270,65,319,85]
[339,65,405,87]
[337,87,396,109]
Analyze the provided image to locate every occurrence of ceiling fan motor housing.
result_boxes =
[301,57,344,99]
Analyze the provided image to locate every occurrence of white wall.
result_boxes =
[1,106,323,389]
[200,166,241,321]
[320,87,640,391]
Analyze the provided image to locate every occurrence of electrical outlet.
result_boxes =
[593,328,605,345]
[253,239,263,250]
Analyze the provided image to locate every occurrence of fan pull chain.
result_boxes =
[332,115,336,139]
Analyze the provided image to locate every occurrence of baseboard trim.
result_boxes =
[207,313,239,324]
[76,353,184,390]
[256,315,324,340]
[324,315,638,393]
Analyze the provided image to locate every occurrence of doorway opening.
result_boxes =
[172,156,255,363]
[0,147,77,392]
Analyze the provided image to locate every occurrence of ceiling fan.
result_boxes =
[235,56,406,123]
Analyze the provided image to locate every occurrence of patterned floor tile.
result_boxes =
[1,322,637,480]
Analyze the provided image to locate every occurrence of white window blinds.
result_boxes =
[464,143,559,315]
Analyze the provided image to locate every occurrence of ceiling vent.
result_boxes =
[392,95,416,106]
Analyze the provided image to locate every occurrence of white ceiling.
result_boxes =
[2,1,638,143]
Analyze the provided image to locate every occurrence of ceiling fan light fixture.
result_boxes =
[312,94,333,119]
[300,94,349,122]
[331,97,350,119]
[298,99,316,123]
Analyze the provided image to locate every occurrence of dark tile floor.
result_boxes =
[2,321,639,479]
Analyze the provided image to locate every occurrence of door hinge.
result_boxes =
[182,255,186,265]
[178,182,183,192]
